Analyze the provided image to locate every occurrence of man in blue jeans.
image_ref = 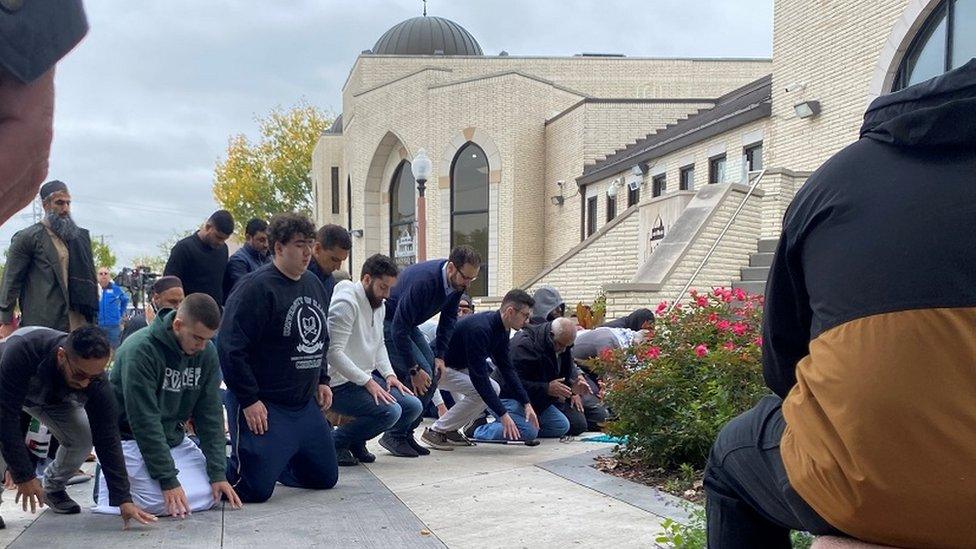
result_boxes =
[328,254,422,464]
[474,317,579,441]
[383,245,481,453]
[218,213,338,503]
[97,267,128,348]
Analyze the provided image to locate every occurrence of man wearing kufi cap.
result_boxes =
[121,276,185,344]
[0,180,98,338]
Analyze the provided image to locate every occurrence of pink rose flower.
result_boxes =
[753,336,764,347]
[645,346,661,359]
[722,341,736,351]
[599,348,613,361]
[695,296,709,308]
[656,300,668,314]
[694,344,708,358]
[716,320,731,331]
[731,322,748,336]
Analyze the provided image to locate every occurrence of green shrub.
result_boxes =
[588,287,770,471]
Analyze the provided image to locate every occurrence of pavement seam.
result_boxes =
[362,463,448,547]
[5,507,48,548]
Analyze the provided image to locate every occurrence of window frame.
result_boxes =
[450,142,490,297]
[679,165,695,191]
[652,173,667,198]
[330,167,340,215]
[708,155,727,185]
[389,160,417,264]
[586,196,598,237]
[893,0,964,90]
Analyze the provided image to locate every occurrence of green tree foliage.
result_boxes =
[213,100,333,223]
[91,238,117,271]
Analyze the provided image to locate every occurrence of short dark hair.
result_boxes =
[268,212,316,250]
[66,326,112,360]
[208,210,235,235]
[317,224,352,251]
[360,254,399,280]
[177,293,222,330]
[245,218,268,237]
[449,245,482,269]
[501,289,534,311]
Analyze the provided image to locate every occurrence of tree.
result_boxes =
[91,238,117,271]
[213,100,333,223]
[131,230,191,274]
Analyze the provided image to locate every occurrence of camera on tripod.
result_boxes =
[114,266,159,312]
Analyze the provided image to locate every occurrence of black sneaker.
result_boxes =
[443,430,475,447]
[46,490,81,514]
[351,443,376,464]
[336,448,360,467]
[420,427,454,451]
[0,514,5,529]
[378,433,419,458]
[405,433,431,456]
[463,415,489,439]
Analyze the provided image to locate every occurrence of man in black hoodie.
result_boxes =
[705,61,976,548]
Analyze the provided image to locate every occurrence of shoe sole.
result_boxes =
[50,507,81,515]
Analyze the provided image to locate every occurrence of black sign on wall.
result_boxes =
[651,216,665,241]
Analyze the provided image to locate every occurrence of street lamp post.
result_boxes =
[411,149,433,262]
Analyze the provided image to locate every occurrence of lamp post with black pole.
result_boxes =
[411,149,433,262]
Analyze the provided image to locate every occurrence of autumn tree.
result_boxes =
[91,237,117,271]
[213,101,333,223]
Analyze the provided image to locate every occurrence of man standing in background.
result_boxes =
[164,211,234,307]
[97,267,128,349]
[309,224,351,307]
[224,218,270,300]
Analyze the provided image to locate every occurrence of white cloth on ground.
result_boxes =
[93,436,215,516]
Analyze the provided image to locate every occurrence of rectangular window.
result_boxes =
[652,174,667,198]
[627,182,640,207]
[331,167,340,214]
[606,194,617,222]
[580,186,587,242]
[679,165,695,191]
[744,143,763,174]
[587,196,598,237]
[708,155,726,184]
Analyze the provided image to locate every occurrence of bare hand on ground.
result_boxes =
[163,486,190,518]
[119,502,157,530]
[211,481,243,509]
[15,478,45,513]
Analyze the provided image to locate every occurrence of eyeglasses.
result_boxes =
[63,355,102,384]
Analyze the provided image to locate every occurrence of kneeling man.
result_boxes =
[475,317,578,441]
[96,294,241,517]
[219,213,338,503]
[328,254,422,463]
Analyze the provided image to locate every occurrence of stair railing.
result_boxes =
[669,169,766,313]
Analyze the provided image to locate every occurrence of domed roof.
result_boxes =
[372,16,483,56]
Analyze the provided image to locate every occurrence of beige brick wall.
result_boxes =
[526,208,640,306]
[767,0,910,173]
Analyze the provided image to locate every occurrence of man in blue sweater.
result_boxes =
[422,289,539,449]
[218,213,338,503]
[223,217,270,301]
[309,224,351,307]
[384,246,481,454]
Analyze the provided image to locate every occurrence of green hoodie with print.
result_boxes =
[110,310,226,490]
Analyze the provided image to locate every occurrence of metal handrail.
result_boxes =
[669,168,766,313]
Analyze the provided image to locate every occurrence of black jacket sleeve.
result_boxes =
[509,336,551,405]
[434,293,462,359]
[84,379,133,506]
[218,281,266,408]
[163,240,186,280]
[762,222,813,399]
[223,255,248,301]
[0,338,39,483]
[491,337,530,409]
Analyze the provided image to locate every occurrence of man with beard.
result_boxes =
[164,211,234,307]
[0,180,99,338]
[223,218,270,300]
[383,246,481,453]
[219,213,338,503]
[328,254,421,464]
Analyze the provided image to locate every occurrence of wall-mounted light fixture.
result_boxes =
[551,180,568,206]
[350,229,364,238]
[630,163,647,177]
[794,100,821,119]
[607,178,621,198]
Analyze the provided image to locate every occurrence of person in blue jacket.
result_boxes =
[383,246,481,455]
[218,212,337,503]
[97,267,129,348]
[223,218,270,301]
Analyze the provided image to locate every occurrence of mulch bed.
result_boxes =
[593,454,706,505]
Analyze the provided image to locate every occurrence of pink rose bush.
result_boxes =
[586,287,769,470]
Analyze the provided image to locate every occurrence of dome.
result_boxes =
[372,16,483,56]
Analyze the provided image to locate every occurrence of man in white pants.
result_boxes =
[421,289,538,449]
[94,294,242,517]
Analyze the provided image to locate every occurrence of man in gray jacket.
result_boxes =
[0,180,98,337]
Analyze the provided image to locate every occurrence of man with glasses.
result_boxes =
[309,224,352,307]
[422,289,539,448]
[0,325,156,528]
[383,246,481,454]
[97,267,129,349]
[219,213,338,503]
[0,180,99,338]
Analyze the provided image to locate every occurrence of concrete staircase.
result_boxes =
[732,237,778,295]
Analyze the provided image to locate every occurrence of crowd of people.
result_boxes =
[0,184,649,529]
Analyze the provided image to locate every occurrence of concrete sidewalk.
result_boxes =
[0,427,674,548]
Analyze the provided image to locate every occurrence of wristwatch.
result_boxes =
[409,366,421,376]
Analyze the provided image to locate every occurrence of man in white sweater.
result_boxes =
[327,254,423,464]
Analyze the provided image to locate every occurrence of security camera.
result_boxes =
[784,82,806,93]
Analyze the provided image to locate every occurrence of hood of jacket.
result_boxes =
[148,309,189,360]
[860,58,976,149]
[531,286,564,322]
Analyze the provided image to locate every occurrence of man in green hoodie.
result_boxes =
[93,293,242,517]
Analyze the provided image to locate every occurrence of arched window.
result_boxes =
[451,142,489,297]
[389,160,416,267]
[894,0,975,90]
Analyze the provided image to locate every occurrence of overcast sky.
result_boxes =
[0,0,773,266]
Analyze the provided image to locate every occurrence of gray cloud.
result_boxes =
[0,0,771,266]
